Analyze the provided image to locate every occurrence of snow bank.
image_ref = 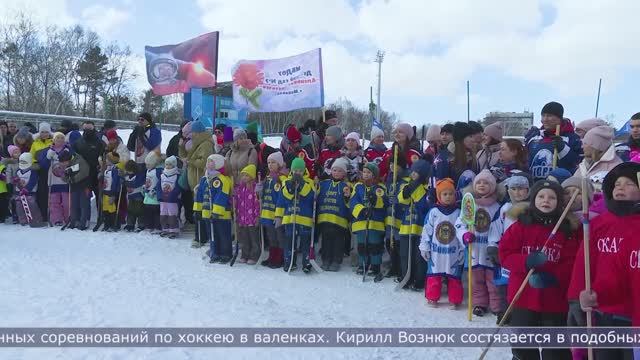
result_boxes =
[0,225,509,359]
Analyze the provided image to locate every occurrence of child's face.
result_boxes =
[292,169,304,177]
[146,163,154,170]
[362,168,373,181]
[508,186,529,202]
[10,151,20,159]
[410,171,419,181]
[345,138,358,150]
[499,142,516,163]
[331,167,346,180]
[165,164,174,170]
[241,173,253,184]
[440,132,452,145]
[394,131,407,143]
[474,179,492,196]
[267,159,280,173]
[324,135,336,145]
[206,160,216,171]
[372,135,384,145]
[54,137,65,147]
[439,189,455,205]
[564,186,582,211]
[613,176,640,201]
[535,189,558,213]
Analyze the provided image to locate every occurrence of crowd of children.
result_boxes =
[3,106,640,360]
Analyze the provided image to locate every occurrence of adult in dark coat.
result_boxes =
[167,120,194,224]
[72,121,105,215]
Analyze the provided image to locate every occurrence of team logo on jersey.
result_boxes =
[475,208,491,233]
[376,188,384,197]
[274,183,281,192]
[531,149,553,179]
[435,221,456,244]
[212,179,221,188]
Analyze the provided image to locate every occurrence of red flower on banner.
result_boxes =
[233,63,264,90]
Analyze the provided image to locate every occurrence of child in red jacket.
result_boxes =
[499,179,580,360]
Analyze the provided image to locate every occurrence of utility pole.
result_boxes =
[375,50,385,124]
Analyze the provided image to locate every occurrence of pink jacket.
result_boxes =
[233,182,260,227]
[576,144,622,192]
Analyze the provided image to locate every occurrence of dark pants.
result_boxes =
[0,192,9,222]
[118,187,127,223]
[399,234,426,288]
[143,204,161,230]
[593,312,633,360]
[319,223,347,265]
[284,224,311,267]
[510,308,571,360]
[208,219,232,258]
[386,229,402,276]
[179,188,194,224]
[36,169,49,221]
[70,189,91,227]
[357,230,384,266]
[126,198,144,228]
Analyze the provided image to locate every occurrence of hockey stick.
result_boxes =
[113,184,124,231]
[308,188,323,273]
[478,188,580,360]
[461,192,477,322]
[287,184,299,273]
[552,124,561,169]
[230,185,240,267]
[581,176,594,360]
[61,184,71,230]
[255,174,266,267]
[362,186,372,282]
[394,200,414,290]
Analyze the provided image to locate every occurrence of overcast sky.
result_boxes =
[2,0,639,129]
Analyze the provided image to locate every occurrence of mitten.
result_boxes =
[462,232,475,245]
[551,136,565,152]
[525,251,547,271]
[528,271,557,289]
[579,290,598,312]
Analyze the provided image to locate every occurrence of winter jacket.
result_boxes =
[614,138,640,162]
[397,182,430,236]
[283,148,315,179]
[419,205,464,279]
[157,167,182,204]
[260,174,286,226]
[186,132,214,190]
[380,142,422,181]
[73,132,105,184]
[63,154,90,192]
[386,176,409,231]
[576,144,622,191]
[568,211,636,319]
[127,124,161,164]
[225,142,258,185]
[233,182,260,226]
[495,201,528,236]
[194,174,232,220]
[317,179,351,229]
[476,143,500,171]
[124,169,145,200]
[29,137,52,164]
[143,167,162,206]
[103,164,122,197]
[254,142,278,180]
[106,141,130,165]
[488,161,526,185]
[14,168,38,195]
[0,164,6,194]
[455,201,501,268]
[433,142,478,184]
[499,219,580,313]
[275,174,315,229]
[526,120,582,180]
[342,149,364,183]
[350,182,387,233]
[365,143,387,177]
[316,145,342,180]
[166,133,181,158]
[38,145,72,193]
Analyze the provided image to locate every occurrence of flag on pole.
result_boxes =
[616,119,630,137]
[145,32,219,96]
[232,48,324,112]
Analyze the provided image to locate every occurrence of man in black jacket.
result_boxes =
[72,121,105,215]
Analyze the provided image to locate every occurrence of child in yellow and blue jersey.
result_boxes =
[317,157,351,272]
[396,159,432,291]
[259,152,288,269]
[99,151,121,232]
[195,154,233,264]
[276,157,316,273]
[385,159,410,279]
[351,162,387,281]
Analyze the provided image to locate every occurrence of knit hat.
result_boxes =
[370,127,384,140]
[506,173,532,189]
[576,118,607,135]
[39,122,51,134]
[452,121,473,142]
[541,101,564,119]
[291,157,305,172]
[182,121,192,138]
[60,119,73,130]
[325,125,342,140]
[468,121,483,135]
[286,125,302,143]
[206,154,225,170]
[345,132,360,143]
[241,164,257,180]
[52,132,65,143]
[68,130,81,146]
[7,145,19,157]
[562,176,594,202]
[223,127,234,143]
[58,149,72,162]
[583,125,614,152]
[267,151,285,168]
[107,151,120,164]
[441,123,454,134]
[602,162,640,216]
[457,169,476,190]
[426,124,441,142]
[247,131,258,145]
[145,151,161,168]
[165,155,177,168]
[483,122,503,142]
[395,123,413,140]
[138,112,153,123]
[331,157,349,173]
[473,169,497,195]
[547,168,572,185]
[105,129,118,141]
[125,160,137,173]
[410,159,431,182]
[103,120,116,130]
[191,120,206,133]
[18,152,32,170]
[233,128,247,141]
[530,179,565,216]
[435,178,455,204]
[363,162,379,178]
[324,109,337,122]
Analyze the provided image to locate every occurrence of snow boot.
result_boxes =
[135,227,145,233]
[321,262,331,271]
[191,240,202,248]
[473,306,487,317]
[328,263,340,272]
[124,224,134,232]
[427,300,438,308]
[356,265,364,275]
[218,256,231,264]
[167,232,178,239]
[449,303,460,310]
[302,262,312,273]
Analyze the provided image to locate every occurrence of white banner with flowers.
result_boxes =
[231,48,324,112]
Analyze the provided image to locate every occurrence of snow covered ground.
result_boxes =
[0,225,511,359]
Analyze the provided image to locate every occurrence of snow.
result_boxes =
[0,225,510,359]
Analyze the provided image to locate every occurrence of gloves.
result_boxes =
[255,182,263,195]
[421,250,430,262]
[462,232,475,245]
[525,251,547,271]
[46,149,57,160]
[64,167,74,177]
[486,246,500,265]
[360,208,370,219]
[11,176,19,185]
[567,300,586,327]
[367,189,377,207]
[402,181,419,198]
[551,136,565,152]
[194,212,202,221]
[274,217,282,228]
[19,188,28,196]
[528,271,557,289]
[579,290,598,312]
[343,185,351,198]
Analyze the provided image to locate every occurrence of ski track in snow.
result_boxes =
[0,225,510,359]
